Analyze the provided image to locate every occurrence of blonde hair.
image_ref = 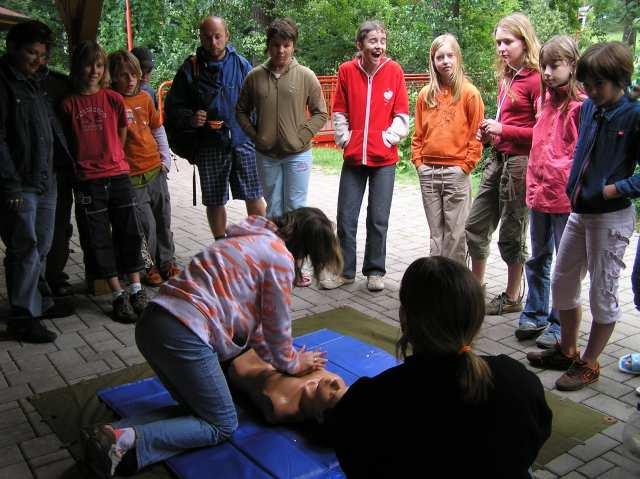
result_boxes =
[539,35,582,112]
[107,49,142,95]
[424,34,465,108]
[495,13,540,81]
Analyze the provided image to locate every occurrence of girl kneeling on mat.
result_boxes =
[325,256,552,478]
[83,207,342,477]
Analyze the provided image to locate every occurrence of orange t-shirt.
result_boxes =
[122,92,162,176]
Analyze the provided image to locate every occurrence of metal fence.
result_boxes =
[157,73,430,147]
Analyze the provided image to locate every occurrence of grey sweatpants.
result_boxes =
[133,170,175,269]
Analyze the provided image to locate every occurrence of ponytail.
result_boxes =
[459,352,493,403]
[399,257,492,403]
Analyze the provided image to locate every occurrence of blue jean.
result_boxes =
[336,163,395,278]
[0,178,56,317]
[120,304,238,469]
[256,149,312,218]
[519,210,569,328]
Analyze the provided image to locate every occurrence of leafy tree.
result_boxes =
[1,0,68,73]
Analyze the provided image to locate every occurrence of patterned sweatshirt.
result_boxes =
[152,216,302,375]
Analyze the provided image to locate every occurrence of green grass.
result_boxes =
[312,147,482,194]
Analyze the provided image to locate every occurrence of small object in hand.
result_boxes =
[208,120,224,130]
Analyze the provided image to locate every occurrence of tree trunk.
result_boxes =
[622,0,638,54]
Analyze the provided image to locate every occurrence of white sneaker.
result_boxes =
[367,275,384,292]
[319,271,355,290]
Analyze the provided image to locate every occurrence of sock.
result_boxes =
[112,290,125,300]
[113,426,136,453]
[129,282,142,295]
[102,425,135,476]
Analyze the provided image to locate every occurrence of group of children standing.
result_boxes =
[411,13,640,391]
[61,42,181,323]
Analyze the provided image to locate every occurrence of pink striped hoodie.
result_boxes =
[151,216,301,374]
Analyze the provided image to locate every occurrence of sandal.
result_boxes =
[294,272,312,288]
[619,353,640,375]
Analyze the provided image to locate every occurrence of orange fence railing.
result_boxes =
[157,73,429,146]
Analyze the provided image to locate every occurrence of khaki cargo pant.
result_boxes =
[465,150,529,264]
[418,164,471,264]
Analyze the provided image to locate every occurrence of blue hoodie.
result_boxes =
[566,95,640,214]
[165,44,252,148]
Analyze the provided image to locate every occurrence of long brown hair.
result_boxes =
[272,207,343,285]
[398,257,492,403]
[539,35,583,112]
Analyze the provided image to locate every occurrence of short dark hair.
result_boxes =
[355,20,386,44]
[6,20,53,52]
[131,46,154,73]
[576,41,634,90]
[266,18,298,47]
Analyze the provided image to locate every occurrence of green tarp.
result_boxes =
[30,306,614,477]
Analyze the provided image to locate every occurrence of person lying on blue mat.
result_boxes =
[228,348,348,424]
[82,208,343,478]
[325,257,553,478]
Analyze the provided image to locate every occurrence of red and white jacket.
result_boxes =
[332,56,409,167]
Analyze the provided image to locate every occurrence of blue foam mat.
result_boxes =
[98,329,399,479]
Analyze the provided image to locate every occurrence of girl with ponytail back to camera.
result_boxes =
[326,256,552,478]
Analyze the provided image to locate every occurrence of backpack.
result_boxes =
[165,56,201,164]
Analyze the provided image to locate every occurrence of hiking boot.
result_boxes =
[515,320,546,340]
[367,275,385,292]
[82,425,123,479]
[160,262,182,280]
[486,292,522,315]
[144,266,163,287]
[6,319,57,343]
[42,297,76,319]
[130,289,149,316]
[112,293,137,324]
[319,271,355,290]
[536,323,561,349]
[526,344,578,370]
[555,360,600,391]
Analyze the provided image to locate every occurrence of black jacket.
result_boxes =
[325,353,552,478]
[0,56,71,196]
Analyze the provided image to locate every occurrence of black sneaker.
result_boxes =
[6,319,57,343]
[129,289,149,316]
[51,281,74,297]
[42,297,76,319]
[112,293,137,324]
[82,425,120,479]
